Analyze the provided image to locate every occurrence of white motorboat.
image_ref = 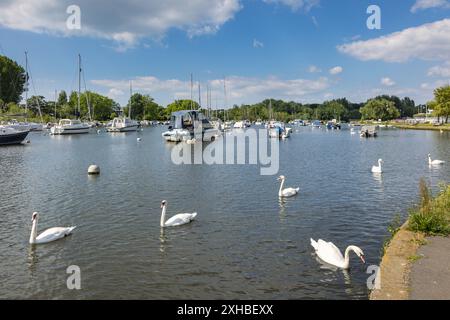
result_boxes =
[50,119,90,135]
[233,121,246,129]
[107,117,139,132]
[0,126,30,145]
[162,110,220,142]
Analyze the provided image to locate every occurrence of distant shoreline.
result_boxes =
[391,123,450,132]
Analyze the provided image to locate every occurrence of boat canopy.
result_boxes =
[169,110,207,129]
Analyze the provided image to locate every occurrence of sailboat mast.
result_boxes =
[223,77,227,121]
[54,89,57,122]
[198,82,201,111]
[129,80,132,118]
[24,51,28,121]
[78,54,81,119]
[190,73,193,110]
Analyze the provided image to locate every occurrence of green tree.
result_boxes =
[360,98,400,121]
[57,90,68,106]
[433,85,450,123]
[123,93,163,120]
[0,55,26,104]
[165,100,200,116]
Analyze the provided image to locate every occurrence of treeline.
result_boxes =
[1,54,449,123]
[210,96,418,122]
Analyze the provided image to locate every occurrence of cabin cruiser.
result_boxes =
[162,110,220,142]
[268,121,291,139]
[0,126,30,145]
[233,121,246,129]
[312,120,322,128]
[106,117,139,132]
[50,119,90,135]
[360,125,378,138]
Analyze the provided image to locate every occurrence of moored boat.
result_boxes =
[0,126,30,145]
[50,119,90,135]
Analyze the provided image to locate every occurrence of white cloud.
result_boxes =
[329,66,343,75]
[253,39,264,48]
[308,65,321,73]
[91,75,331,106]
[337,19,450,63]
[0,0,242,50]
[262,0,320,12]
[427,62,450,77]
[411,0,450,13]
[381,77,396,87]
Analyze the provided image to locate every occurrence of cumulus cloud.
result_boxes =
[329,66,343,75]
[427,62,450,77]
[337,19,450,63]
[262,0,320,12]
[91,75,331,106]
[381,77,396,87]
[411,0,450,13]
[0,0,242,50]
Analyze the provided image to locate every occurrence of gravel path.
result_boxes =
[410,236,450,300]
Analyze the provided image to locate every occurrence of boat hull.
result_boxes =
[0,130,30,145]
[50,127,90,135]
[106,125,139,133]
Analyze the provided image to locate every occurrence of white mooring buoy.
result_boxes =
[137,138,142,142]
[88,164,100,175]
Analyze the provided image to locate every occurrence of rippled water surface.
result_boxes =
[0,126,449,299]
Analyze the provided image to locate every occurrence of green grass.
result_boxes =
[408,255,423,262]
[408,180,450,236]
[381,213,403,256]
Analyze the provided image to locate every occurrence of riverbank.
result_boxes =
[370,182,450,300]
[391,123,450,131]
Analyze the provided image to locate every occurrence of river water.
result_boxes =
[0,126,449,299]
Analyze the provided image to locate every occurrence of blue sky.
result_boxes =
[0,0,449,107]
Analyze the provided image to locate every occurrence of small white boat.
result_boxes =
[233,121,246,129]
[50,119,90,135]
[107,117,139,132]
[162,110,219,142]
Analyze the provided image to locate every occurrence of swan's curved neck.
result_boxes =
[378,160,382,169]
[29,218,38,244]
[160,206,167,227]
[343,246,359,269]
[428,156,432,164]
[278,179,285,196]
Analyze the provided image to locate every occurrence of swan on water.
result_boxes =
[371,159,383,173]
[29,212,76,245]
[277,175,299,198]
[310,238,365,269]
[160,200,197,227]
[428,154,445,166]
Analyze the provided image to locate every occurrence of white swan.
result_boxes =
[277,175,299,198]
[310,238,365,269]
[371,159,383,173]
[160,200,197,227]
[428,154,445,165]
[29,212,76,245]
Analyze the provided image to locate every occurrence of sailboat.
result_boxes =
[8,52,44,132]
[107,81,139,132]
[51,54,90,135]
